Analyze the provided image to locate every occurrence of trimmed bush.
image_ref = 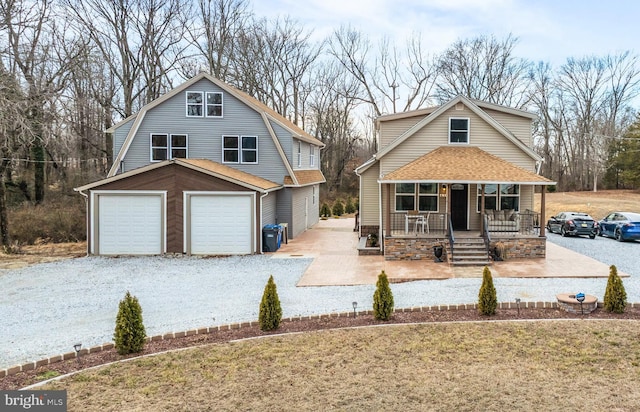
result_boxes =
[345,197,356,214]
[604,265,627,313]
[332,199,344,216]
[259,275,283,331]
[114,291,146,355]
[320,203,332,218]
[478,266,497,315]
[373,270,394,321]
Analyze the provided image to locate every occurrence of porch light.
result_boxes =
[352,301,358,318]
[441,184,447,194]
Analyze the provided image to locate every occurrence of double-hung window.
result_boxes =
[418,183,438,211]
[151,133,188,161]
[395,183,415,211]
[206,92,223,117]
[223,135,258,164]
[449,118,469,143]
[310,145,316,167]
[186,92,203,117]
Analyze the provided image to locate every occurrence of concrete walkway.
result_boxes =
[272,217,628,286]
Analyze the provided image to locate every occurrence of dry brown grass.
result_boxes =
[536,189,640,220]
[42,320,640,411]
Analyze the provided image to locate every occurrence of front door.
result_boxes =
[451,184,468,230]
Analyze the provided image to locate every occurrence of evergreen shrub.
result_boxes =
[604,264,627,313]
[373,270,394,321]
[114,291,146,355]
[478,266,497,315]
[332,199,344,216]
[259,275,283,331]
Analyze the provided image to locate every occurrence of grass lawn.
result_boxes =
[42,320,640,411]
[536,189,640,220]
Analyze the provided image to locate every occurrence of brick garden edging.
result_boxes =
[3,301,640,379]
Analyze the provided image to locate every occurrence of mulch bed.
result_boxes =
[3,306,640,390]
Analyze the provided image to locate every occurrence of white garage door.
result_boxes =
[97,194,163,255]
[189,194,253,255]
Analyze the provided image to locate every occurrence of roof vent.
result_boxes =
[455,103,464,111]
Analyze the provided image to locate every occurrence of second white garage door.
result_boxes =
[188,193,254,255]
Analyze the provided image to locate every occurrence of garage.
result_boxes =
[94,192,165,255]
[186,192,254,255]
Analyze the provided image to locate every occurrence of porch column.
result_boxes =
[480,183,486,233]
[385,184,391,236]
[539,185,546,237]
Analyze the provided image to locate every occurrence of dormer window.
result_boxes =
[449,118,469,143]
[206,92,223,117]
[186,92,203,117]
[186,91,223,117]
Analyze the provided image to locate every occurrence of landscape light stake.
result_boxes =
[352,301,357,318]
[576,293,585,315]
[515,298,521,316]
[74,343,82,364]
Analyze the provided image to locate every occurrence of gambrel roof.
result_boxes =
[106,72,324,185]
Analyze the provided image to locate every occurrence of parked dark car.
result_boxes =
[598,212,640,242]
[546,212,598,238]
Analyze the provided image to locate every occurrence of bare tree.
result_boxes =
[436,34,533,108]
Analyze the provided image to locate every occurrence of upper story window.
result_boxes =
[151,133,188,161]
[449,118,469,143]
[186,92,203,117]
[223,135,258,164]
[206,92,223,117]
[186,91,223,117]
[297,141,302,167]
[310,145,316,167]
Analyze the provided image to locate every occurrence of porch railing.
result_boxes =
[388,212,449,236]
[484,210,540,236]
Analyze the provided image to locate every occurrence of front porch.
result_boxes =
[380,210,544,262]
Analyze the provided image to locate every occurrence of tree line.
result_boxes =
[1,0,640,246]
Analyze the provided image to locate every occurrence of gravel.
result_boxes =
[1,236,638,370]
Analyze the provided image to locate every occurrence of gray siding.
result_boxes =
[120,78,289,183]
[113,119,135,163]
[261,190,278,225]
[270,121,293,165]
[290,185,317,238]
[276,188,292,233]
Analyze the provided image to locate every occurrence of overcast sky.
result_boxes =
[253,0,638,66]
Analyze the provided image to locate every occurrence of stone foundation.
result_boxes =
[384,236,449,261]
[490,236,546,259]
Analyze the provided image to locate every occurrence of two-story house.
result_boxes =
[75,73,325,256]
[356,96,555,264]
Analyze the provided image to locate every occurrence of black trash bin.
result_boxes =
[262,224,282,252]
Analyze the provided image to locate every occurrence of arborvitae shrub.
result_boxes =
[320,203,332,217]
[345,197,356,214]
[478,266,497,315]
[332,199,344,216]
[259,275,282,331]
[373,270,394,321]
[604,265,627,313]
[114,291,146,355]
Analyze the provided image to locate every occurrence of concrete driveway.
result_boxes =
[273,217,628,286]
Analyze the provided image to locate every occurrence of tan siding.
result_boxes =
[379,116,424,148]
[380,106,535,176]
[359,162,380,226]
[481,108,532,146]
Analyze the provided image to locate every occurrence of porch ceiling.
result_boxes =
[380,146,556,185]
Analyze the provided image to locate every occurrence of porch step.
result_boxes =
[451,236,490,266]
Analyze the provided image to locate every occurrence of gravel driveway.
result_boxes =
[1,236,638,370]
